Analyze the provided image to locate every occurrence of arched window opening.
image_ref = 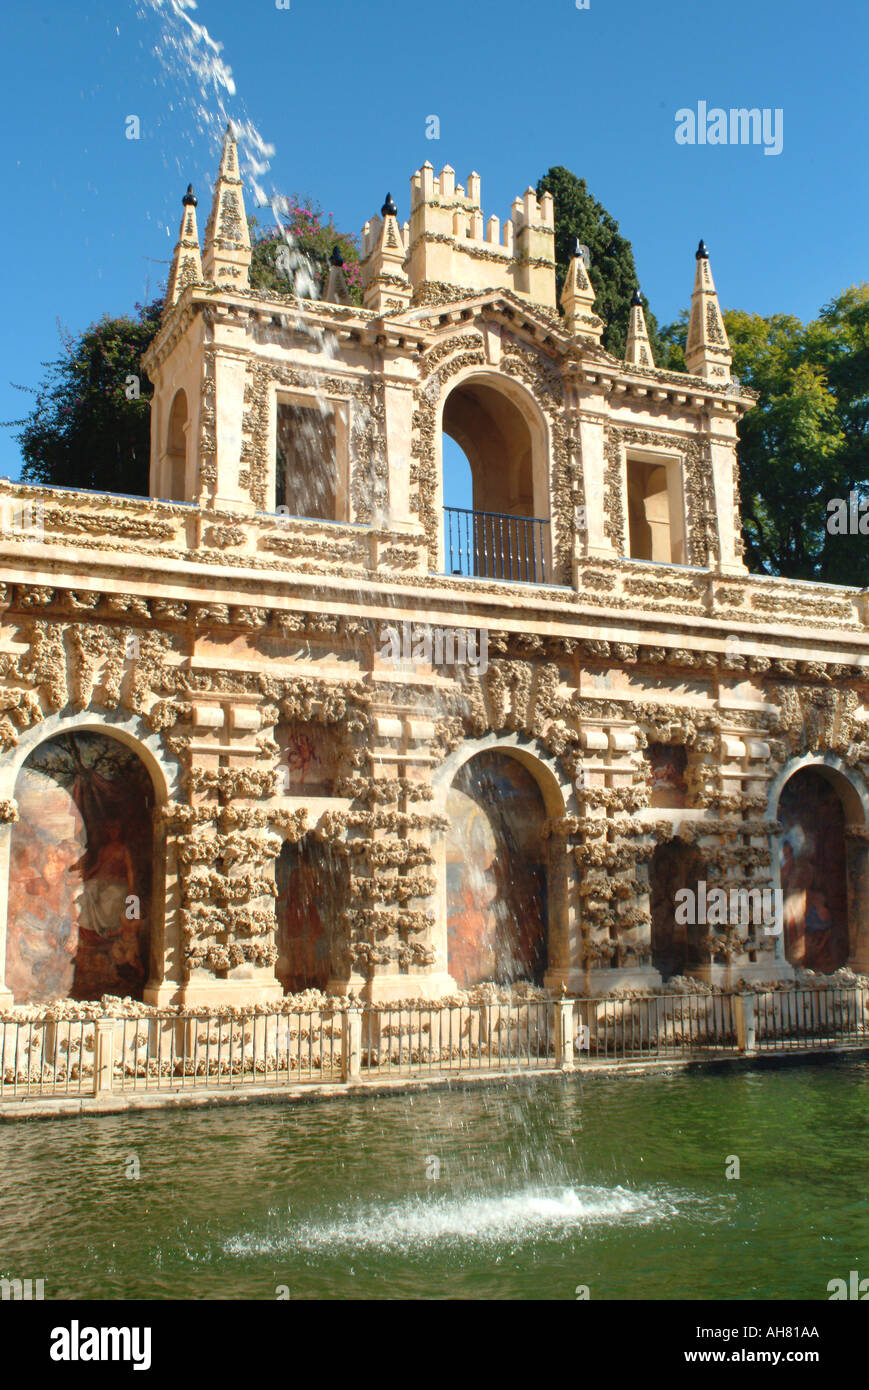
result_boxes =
[650,841,706,980]
[276,400,337,520]
[6,732,154,1004]
[441,379,548,582]
[275,835,346,994]
[445,751,547,988]
[165,390,188,502]
[778,769,850,974]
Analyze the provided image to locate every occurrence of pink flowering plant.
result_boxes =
[249,197,362,304]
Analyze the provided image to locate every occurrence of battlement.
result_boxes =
[360,162,557,310]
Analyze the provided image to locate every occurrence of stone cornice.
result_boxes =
[1,540,867,666]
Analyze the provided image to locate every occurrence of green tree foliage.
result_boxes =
[5,198,361,494]
[11,300,162,496]
[536,165,663,361]
[661,286,869,582]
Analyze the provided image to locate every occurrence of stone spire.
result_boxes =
[323,244,352,306]
[202,124,251,290]
[361,192,411,314]
[164,185,203,312]
[560,239,604,345]
[685,240,731,381]
[625,287,654,368]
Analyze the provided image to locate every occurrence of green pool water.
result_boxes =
[1,1059,867,1300]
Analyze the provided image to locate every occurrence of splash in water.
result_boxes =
[224,1184,686,1257]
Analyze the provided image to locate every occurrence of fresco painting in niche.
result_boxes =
[278,724,334,796]
[779,769,849,974]
[650,841,706,979]
[275,836,344,993]
[7,733,154,1004]
[445,752,547,988]
[645,743,688,809]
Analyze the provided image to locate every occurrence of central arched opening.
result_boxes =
[444,750,547,988]
[778,767,850,974]
[6,731,155,1004]
[441,377,549,582]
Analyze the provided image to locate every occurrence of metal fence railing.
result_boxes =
[2,989,868,1105]
[444,507,549,583]
[361,1000,553,1077]
[113,1011,345,1093]
[575,993,740,1061]
[752,987,869,1052]
[0,1016,97,1100]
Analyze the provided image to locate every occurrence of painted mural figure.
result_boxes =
[6,733,153,1004]
[779,770,849,975]
[646,744,688,810]
[74,821,135,934]
[445,752,547,989]
[73,820,142,997]
[275,837,339,993]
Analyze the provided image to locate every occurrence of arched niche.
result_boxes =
[772,761,867,976]
[0,712,182,1008]
[438,370,551,582]
[164,389,188,502]
[434,735,571,992]
[6,731,155,1002]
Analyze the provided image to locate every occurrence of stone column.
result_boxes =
[707,415,748,576]
[342,1001,362,1081]
[382,364,424,536]
[93,1018,117,1095]
[575,407,616,563]
[211,349,254,514]
[0,811,14,1000]
[553,992,576,1072]
[0,811,15,1008]
[846,829,869,973]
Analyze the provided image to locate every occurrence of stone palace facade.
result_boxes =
[1,129,868,1009]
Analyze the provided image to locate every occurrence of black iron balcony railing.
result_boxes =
[444,506,549,583]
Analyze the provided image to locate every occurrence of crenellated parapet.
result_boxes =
[402,163,556,310]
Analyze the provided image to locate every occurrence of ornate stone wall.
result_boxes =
[1,271,867,1006]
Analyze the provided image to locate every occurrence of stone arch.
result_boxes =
[433,735,570,992]
[768,755,869,976]
[0,711,182,1008]
[436,367,553,581]
[164,389,188,501]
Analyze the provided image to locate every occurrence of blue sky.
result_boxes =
[1,0,867,482]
